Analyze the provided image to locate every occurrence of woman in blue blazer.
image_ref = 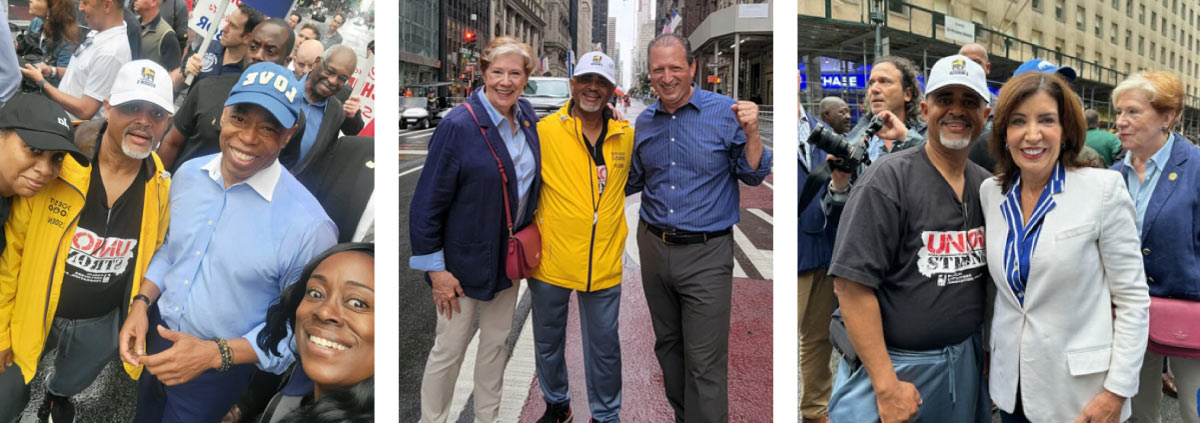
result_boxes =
[1113,71,1200,423]
[408,36,542,422]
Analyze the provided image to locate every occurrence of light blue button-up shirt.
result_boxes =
[626,88,773,232]
[145,155,337,373]
[296,74,327,160]
[408,88,537,272]
[1122,134,1175,235]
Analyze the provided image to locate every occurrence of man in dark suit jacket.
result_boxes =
[798,105,846,423]
[296,135,374,242]
[282,45,358,175]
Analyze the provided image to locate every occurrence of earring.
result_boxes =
[1161,126,1168,133]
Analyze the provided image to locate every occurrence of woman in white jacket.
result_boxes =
[980,71,1150,423]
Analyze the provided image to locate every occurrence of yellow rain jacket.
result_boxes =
[533,103,634,292]
[0,152,170,383]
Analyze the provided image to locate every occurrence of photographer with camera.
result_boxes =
[825,55,993,423]
[798,99,845,423]
[816,56,927,214]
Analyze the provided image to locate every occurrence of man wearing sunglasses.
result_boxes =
[284,44,358,176]
[529,51,633,423]
[20,0,131,121]
[0,60,173,423]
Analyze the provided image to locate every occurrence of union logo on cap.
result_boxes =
[950,58,968,75]
[138,67,156,87]
[592,54,603,64]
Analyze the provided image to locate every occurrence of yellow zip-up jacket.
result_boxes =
[533,103,634,292]
[0,152,170,383]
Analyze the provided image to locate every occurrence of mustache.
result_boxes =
[125,124,154,138]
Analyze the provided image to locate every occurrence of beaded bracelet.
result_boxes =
[215,338,232,372]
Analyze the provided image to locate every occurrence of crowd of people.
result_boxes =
[0,1,375,422]
[408,34,772,423]
[800,43,1200,423]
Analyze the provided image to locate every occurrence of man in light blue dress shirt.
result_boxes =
[626,34,772,423]
[116,62,337,423]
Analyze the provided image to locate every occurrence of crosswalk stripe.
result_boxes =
[747,208,773,225]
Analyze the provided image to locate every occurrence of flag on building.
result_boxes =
[661,9,681,34]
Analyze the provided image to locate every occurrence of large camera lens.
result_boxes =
[807,125,854,159]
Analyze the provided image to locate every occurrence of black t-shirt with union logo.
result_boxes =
[828,146,990,351]
[56,161,148,319]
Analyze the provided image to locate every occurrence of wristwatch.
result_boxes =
[133,294,152,307]
[35,79,46,91]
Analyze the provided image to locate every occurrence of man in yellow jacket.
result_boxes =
[531,52,632,423]
[0,60,174,423]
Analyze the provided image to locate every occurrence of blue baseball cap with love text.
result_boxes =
[224,62,302,128]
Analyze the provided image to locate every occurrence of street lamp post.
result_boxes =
[869,0,885,60]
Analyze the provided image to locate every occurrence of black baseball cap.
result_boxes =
[0,93,88,166]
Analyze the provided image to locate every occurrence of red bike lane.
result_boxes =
[517,179,774,422]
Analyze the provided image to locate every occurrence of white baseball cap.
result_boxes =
[108,60,175,114]
[924,54,990,105]
[574,51,617,85]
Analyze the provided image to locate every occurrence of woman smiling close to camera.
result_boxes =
[980,71,1149,423]
[257,242,375,423]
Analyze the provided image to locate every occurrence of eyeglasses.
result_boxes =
[317,61,351,86]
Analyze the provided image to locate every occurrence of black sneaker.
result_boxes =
[48,394,74,423]
[537,401,573,423]
[34,394,52,423]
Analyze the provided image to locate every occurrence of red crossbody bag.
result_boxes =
[1148,297,1200,359]
[463,103,541,280]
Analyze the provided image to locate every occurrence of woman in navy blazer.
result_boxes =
[408,36,542,422]
[1112,71,1200,423]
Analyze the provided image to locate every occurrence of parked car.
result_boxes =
[400,97,439,129]
[522,77,570,117]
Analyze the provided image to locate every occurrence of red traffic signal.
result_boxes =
[465,31,475,43]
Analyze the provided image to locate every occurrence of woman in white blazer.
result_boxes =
[980,72,1150,423]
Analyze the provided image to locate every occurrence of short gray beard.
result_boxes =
[938,129,973,150]
[579,99,603,113]
[121,138,155,160]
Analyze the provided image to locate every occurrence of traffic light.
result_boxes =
[464,30,475,43]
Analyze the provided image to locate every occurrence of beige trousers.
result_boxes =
[798,268,837,420]
[1130,350,1200,423]
[419,285,519,423]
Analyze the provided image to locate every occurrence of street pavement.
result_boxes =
[399,98,775,421]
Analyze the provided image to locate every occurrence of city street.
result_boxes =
[398,98,775,421]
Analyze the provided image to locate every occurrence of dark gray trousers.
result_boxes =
[636,220,734,423]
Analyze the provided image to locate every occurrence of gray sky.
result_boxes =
[610,0,643,89]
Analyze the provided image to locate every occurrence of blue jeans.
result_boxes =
[133,305,254,423]
[828,332,990,423]
[529,278,622,422]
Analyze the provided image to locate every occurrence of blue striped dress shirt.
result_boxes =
[626,88,773,232]
[1000,162,1065,306]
